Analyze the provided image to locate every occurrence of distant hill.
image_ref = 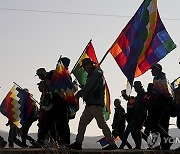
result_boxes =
[1,128,180,149]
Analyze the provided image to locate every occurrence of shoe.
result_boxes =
[59,144,69,150]
[102,144,118,150]
[174,147,180,151]
[147,145,161,150]
[30,141,43,148]
[133,146,141,149]
[66,142,82,150]
[118,145,124,149]
[126,144,132,149]
[0,140,7,148]
[161,141,173,150]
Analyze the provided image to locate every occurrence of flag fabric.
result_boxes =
[114,136,120,142]
[103,82,111,120]
[0,84,34,128]
[49,60,79,117]
[97,136,109,147]
[109,0,176,85]
[97,136,120,147]
[72,41,111,120]
[171,77,180,89]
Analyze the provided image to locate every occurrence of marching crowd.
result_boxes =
[0,57,180,151]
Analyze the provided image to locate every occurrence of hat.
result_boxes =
[23,88,29,93]
[35,68,47,76]
[151,63,162,71]
[133,81,143,88]
[61,57,70,68]
[45,70,55,80]
[80,58,96,68]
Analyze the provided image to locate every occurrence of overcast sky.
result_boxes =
[0,0,180,137]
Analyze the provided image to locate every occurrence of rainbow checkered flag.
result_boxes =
[49,60,79,117]
[97,136,120,147]
[109,0,176,86]
[0,84,34,128]
[97,136,109,147]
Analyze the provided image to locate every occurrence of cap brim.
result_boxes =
[80,61,97,68]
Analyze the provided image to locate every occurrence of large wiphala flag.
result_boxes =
[0,84,34,128]
[109,0,176,85]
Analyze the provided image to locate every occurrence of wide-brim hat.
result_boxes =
[133,81,143,88]
[151,63,162,71]
[80,58,97,68]
[35,68,47,76]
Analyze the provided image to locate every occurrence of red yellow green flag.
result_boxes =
[72,40,111,120]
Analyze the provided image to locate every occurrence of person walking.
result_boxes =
[119,89,138,149]
[6,120,22,148]
[133,81,146,149]
[151,63,174,150]
[112,99,132,149]
[67,58,117,150]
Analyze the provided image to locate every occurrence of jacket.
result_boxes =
[78,67,105,107]
[153,72,174,98]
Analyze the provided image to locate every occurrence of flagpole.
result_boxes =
[13,82,40,105]
[99,50,109,66]
[71,39,92,73]
[99,32,121,66]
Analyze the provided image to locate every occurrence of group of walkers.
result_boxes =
[111,63,180,150]
[0,57,180,151]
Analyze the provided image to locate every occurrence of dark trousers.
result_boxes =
[146,108,171,149]
[38,103,70,145]
[112,125,132,149]
[8,125,22,147]
[21,119,35,147]
[120,121,139,148]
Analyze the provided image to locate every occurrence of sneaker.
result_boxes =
[102,144,118,150]
[66,142,82,150]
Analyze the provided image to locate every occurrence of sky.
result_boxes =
[0,0,180,137]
